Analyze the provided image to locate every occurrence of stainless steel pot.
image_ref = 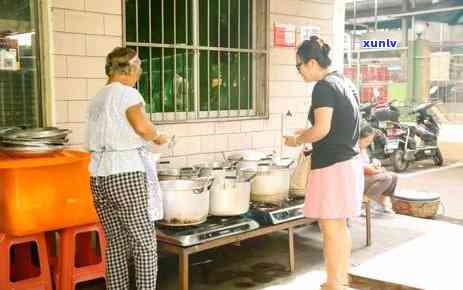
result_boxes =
[194,162,233,178]
[159,179,212,226]
[227,151,272,171]
[250,162,292,204]
[209,171,254,216]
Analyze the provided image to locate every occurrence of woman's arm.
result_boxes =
[126,104,167,144]
[285,107,333,146]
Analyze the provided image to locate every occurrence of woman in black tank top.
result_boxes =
[284,36,363,290]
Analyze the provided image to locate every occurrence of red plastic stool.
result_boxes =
[0,232,53,290]
[53,223,107,290]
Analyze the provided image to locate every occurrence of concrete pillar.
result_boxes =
[413,38,431,103]
[331,0,346,73]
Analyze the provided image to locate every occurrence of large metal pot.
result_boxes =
[227,151,272,171]
[159,179,212,226]
[209,171,254,216]
[250,163,291,204]
[194,162,232,178]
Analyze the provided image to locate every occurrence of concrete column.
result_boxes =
[331,0,346,73]
[413,38,431,103]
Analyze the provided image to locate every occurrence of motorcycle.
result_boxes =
[360,96,401,161]
[388,87,444,172]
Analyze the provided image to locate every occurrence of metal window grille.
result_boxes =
[123,0,269,123]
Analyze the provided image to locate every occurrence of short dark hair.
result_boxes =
[296,36,332,68]
[360,123,375,139]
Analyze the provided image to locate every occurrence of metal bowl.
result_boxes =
[4,127,71,139]
[0,127,23,136]
[0,145,65,157]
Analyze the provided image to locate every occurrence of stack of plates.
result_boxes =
[0,127,72,156]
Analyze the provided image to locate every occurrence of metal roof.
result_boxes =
[346,0,463,29]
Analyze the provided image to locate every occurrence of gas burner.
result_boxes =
[156,216,259,246]
[246,198,305,225]
[251,202,280,212]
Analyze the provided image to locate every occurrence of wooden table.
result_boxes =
[157,218,315,290]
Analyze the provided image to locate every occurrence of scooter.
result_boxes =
[388,87,444,172]
[360,90,401,160]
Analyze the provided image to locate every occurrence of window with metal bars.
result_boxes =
[124,0,269,123]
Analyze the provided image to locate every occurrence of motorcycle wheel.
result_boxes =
[392,149,409,172]
[433,148,444,166]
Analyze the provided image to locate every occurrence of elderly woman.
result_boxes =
[86,47,167,290]
[359,124,397,213]
[284,36,363,290]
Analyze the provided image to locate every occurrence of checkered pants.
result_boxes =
[91,172,158,290]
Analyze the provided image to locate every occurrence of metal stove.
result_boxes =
[246,197,305,225]
[156,216,259,247]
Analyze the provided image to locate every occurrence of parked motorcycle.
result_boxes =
[387,87,444,172]
[360,98,400,161]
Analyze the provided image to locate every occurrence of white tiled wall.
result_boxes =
[51,0,345,165]
[51,0,121,144]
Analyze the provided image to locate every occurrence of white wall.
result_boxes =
[51,0,343,166]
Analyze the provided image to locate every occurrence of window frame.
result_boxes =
[122,0,270,124]
[0,0,50,127]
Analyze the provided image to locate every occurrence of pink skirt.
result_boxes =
[304,157,364,219]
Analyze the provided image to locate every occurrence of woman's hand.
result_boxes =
[153,134,169,146]
[364,164,381,175]
[283,135,300,147]
[294,128,306,135]
[372,158,381,168]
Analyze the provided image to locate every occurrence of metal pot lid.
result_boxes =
[393,190,440,201]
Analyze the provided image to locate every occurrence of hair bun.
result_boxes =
[309,35,319,42]
[322,43,331,56]
[296,36,332,68]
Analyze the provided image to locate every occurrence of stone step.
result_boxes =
[350,275,423,290]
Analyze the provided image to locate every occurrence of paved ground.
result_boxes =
[398,165,463,221]
[80,170,463,290]
[80,213,458,290]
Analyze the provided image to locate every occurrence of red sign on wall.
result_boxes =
[273,23,296,48]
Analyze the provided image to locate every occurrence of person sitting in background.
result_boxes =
[359,124,397,214]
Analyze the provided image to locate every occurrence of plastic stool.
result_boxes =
[53,223,107,290]
[0,232,53,290]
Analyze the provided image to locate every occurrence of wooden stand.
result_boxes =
[158,210,372,290]
[158,218,315,290]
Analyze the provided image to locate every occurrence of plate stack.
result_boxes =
[0,127,71,157]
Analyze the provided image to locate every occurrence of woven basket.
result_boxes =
[391,197,440,218]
